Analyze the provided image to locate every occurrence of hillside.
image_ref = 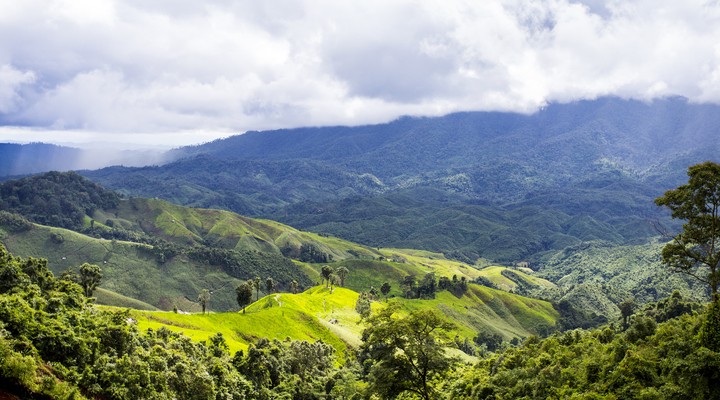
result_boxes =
[534,240,708,319]
[129,284,559,357]
[81,97,716,262]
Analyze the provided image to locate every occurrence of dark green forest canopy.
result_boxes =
[82,98,719,262]
[0,171,120,230]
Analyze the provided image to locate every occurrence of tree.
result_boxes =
[619,298,635,330]
[265,277,276,294]
[369,286,379,299]
[329,273,339,292]
[655,161,720,302]
[253,276,261,301]
[79,262,101,297]
[198,289,210,314]
[355,292,371,319]
[335,266,349,287]
[321,265,333,288]
[290,280,299,294]
[380,282,391,300]
[401,275,417,298]
[236,281,254,314]
[361,305,456,400]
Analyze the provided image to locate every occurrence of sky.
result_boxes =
[1,0,720,148]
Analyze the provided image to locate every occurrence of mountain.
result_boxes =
[82,97,718,262]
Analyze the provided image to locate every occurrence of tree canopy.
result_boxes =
[656,161,720,302]
[360,304,456,400]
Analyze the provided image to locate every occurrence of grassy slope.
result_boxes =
[477,266,556,292]
[0,224,245,311]
[127,283,559,358]
[107,198,382,261]
[129,286,361,357]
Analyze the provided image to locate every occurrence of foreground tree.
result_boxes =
[619,298,635,330]
[79,262,101,297]
[236,281,254,314]
[655,161,720,302]
[360,304,456,400]
[381,282,391,300]
[355,292,371,319]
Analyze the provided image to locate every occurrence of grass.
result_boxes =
[126,283,559,359]
[477,266,556,291]
[129,286,361,357]
[94,288,159,311]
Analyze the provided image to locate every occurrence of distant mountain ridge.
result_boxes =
[80,97,719,262]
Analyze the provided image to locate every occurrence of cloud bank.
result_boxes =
[1,0,720,146]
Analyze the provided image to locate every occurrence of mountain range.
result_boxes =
[72,96,719,262]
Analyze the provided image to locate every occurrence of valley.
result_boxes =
[0,98,718,399]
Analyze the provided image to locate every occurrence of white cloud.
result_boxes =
[1,0,720,146]
[0,64,35,113]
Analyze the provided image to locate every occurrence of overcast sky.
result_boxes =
[1,0,720,148]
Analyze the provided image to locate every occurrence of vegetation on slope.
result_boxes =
[82,98,719,262]
[447,298,720,399]
[536,240,707,320]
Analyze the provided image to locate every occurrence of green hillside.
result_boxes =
[104,197,382,261]
[476,265,556,292]
[535,240,708,319]
[128,284,559,358]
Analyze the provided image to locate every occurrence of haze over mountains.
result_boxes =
[74,97,715,262]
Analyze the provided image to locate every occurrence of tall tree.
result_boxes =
[253,276,261,301]
[236,281,254,314]
[78,262,101,297]
[321,265,333,288]
[361,305,456,400]
[335,266,349,287]
[655,161,720,302]
[265,277,276,294]
[198,289,210,314]
[290,279,299,294]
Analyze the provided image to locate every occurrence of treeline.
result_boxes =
[187,246,312,289]
[0,171,120,230]
[400,273,468,299]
